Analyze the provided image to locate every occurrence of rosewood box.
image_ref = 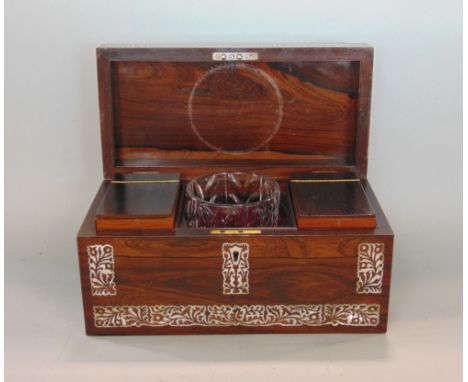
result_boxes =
[77,45,394,335]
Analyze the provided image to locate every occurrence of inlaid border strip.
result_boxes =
[93,304,380,328]
[356,243,384,294]
[111,179,180,184]
[290,179,359,183]
[87,244,117,296]
[210,229,261,235]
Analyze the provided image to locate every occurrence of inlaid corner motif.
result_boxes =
[87,244,116,296]
[356,242,384,294]
[222,243,249,295]
[92,304,380,328]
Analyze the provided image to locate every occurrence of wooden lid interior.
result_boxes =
[97,46,373,179]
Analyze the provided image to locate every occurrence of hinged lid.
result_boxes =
[97,44,373,179]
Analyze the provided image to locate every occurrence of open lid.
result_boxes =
[97,45,373,179]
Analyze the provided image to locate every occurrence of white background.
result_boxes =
[5,0,462,381]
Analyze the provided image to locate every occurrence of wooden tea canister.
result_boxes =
[77,45,393,335]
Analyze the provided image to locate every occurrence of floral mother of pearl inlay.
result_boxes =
[93,303,380,328]
[356,242,384,294]
[87,244,116,296]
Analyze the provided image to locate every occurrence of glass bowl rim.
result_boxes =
[185,171,281,207]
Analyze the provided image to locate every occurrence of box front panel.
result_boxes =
[78,235,392,334]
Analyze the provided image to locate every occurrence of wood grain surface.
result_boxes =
[96,46,373,178]
[95,173,180,231]
[290,175,376,229]
[112,61,358,155]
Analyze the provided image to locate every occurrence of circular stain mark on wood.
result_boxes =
[188,63,283,153]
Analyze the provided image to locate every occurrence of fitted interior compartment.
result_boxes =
[95,173,181,232]
[290,172,376,229]
[94,171,377,233]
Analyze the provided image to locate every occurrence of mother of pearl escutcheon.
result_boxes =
[222,243,250,295]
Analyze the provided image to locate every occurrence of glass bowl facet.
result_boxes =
[185,172,281,228]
